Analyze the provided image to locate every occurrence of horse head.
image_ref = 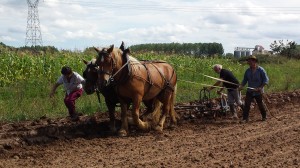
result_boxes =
[94,45,118,88]
[82,58,99,94]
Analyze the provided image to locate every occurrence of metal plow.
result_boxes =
[175,88,231,120]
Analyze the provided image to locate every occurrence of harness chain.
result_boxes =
[141,62,153,97]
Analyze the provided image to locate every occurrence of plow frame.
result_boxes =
[176,87,231,120]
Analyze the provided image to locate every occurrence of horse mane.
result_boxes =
[128,56,140,64]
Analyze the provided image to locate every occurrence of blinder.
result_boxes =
[96,51,116,86]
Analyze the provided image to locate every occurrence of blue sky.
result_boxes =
[1,0,300,53]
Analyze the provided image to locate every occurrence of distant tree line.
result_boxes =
[129,42,224,57]
[4,40,300,59]
[270,40,300,59]
[1,42,224,57]
[0,42,59,55]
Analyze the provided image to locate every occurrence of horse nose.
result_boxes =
[84,88,93,95]
[103,80,110,87]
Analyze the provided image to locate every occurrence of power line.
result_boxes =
[48,1,300,14]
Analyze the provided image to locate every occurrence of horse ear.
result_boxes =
[108,45,114,53]
[119,41,125,51]
[122,48,131,61]
[124,48,131,54]
[82,59,88,64]
[94,47,101,53]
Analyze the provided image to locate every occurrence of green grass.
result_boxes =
[0,51,300,122]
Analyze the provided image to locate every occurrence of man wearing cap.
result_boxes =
[207,64,243,119]
[239,55,269,123]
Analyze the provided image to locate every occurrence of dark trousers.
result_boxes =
[243,91,267,120]
[64,88,83,116]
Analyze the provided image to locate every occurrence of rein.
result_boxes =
[111,60,130,79]
[96,89,102,108]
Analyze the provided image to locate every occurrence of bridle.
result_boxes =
[83,62,99,85]
[83,61,102,106]
[97,51,130,85]
[97,51,116,76]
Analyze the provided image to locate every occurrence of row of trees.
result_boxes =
[0,42,59,55]
[129,42,224,57]
[2,41,300,59]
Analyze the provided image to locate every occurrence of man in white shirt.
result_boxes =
[50,66,85,121]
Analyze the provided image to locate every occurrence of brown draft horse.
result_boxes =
[95,44,177,136]
[82,43,162,132]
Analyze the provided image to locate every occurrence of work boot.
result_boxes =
[229,113,238,120]
[229,105,238,120]
[232,113,238,120]
[70,113,79,122]
[240,118,249,124]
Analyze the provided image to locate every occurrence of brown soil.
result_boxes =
[0,91,299,168]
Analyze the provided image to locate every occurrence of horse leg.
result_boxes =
[154,87,179,132]
[118,102,129,136]
[140,100,152,121]
[141,99,162,127]
[154,102,169,132]
[169,85,178,127]
[104,95,118,133]
[132,97,150,131]
[106,102,117,133]
[151,99,162,126]
[152,92,171,132]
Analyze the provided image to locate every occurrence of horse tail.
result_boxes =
[169,83,179,124]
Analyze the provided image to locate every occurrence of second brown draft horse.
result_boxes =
[95,45,177,136]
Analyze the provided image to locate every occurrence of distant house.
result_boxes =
[252,45,271,55]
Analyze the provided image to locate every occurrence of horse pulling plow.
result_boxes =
[175,87,233,120]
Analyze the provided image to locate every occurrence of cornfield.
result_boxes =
[0,50,300,122]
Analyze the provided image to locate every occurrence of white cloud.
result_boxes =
[0,0,299,53]
[64,30,95,39]
[0,35,16,42]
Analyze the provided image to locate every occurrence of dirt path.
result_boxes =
[0,91,299,168]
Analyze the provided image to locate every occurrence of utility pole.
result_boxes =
[25,0,43,46]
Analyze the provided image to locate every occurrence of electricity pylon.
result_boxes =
[25,0,43,46]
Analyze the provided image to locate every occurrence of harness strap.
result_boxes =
[141,63,153,97]
[150,63,176,92]
[114,59,176,93]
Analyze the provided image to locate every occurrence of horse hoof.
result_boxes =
[118,130,128,137]
[169,123,177,130]
[110,127,117,133]
[144,122,151,131]
[153,125,163,133]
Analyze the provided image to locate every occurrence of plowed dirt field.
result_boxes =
[0,91,299,168]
